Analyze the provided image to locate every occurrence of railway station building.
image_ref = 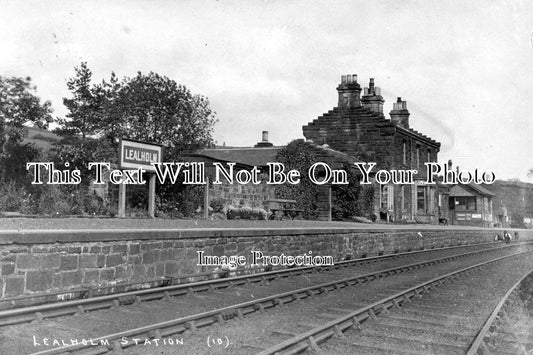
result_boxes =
[191,74,444,223]
[187,132,362,220]
[302,75,442,223]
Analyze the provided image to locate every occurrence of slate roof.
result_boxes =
[187,147,282,167]
[186,141,361,169]
[467,183,496,197]
[450,183,496,197]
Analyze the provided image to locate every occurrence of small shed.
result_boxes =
[448,183,495,227]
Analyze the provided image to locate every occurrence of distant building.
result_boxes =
[302,75,441,223]
[185,132,281,210]
[487,180,533,228]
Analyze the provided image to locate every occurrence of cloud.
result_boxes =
[1,0,532,180]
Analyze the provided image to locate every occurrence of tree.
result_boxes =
[275,139,320,219]
[102,71,217,156]
[331,162,374,221]
[56,62,102,141]
[56,64,217,157]
[0,76,53,183]
[54,63,218,216]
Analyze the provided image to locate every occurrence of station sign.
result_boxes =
[119,138,163,172]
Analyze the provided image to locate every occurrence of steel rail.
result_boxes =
[26,246,530,355]
[257,249,533,355]
[1,241,519,327]
[0,240,502,308]
[466,266,533,355]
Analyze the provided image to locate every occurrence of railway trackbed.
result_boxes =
[255,250,533,355]
[4,242,531,355]
[0,241,519,327]
[467,267,533,355]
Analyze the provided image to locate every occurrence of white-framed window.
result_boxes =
[381,184,394,210]
[416,145,420,169]
[402,141,407,165]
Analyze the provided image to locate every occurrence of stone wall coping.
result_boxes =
[0,226,523,245]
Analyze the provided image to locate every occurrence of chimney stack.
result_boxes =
[361,78,385,115]
[337,74,362,109]
[389,97,410,129]
[254,131,273,147]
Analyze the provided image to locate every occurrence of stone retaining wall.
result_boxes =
[1,227,531,298]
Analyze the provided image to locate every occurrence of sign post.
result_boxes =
[118,138,163,218]
[118,184,126,218]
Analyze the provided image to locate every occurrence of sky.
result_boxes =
[1,0,532,181]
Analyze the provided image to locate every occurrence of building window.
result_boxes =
[417,186,426,213]
[380,185,394,210]
[380,184,388,209]
[388,185,394,210]
[416,185,433,214]
[401,185,405,211]
[402,141,407,165]
[416,145,420,169]
[452,196,477,210]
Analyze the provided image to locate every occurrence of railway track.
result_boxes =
[5,241,530,355]
[258,250,533,355]
[0,241,516,326]
[468,267,533,355]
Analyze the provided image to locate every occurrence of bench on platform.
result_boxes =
[267,199,303,220]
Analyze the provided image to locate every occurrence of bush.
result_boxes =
[36,185,71,215]
[157,184,204,218]
[0,183,114,217]
[275,140,320,220]
[0,182,32,213]
[210,198,225,213]
[351,216,373,224]
[331,165,375,221]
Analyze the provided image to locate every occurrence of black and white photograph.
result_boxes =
[1,1,533,354]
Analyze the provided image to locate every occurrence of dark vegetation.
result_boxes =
[0,63,216,217]
[1,64,373,220]
[275,140,374,221]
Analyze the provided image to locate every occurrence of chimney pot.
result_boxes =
[262,131,269,142]
[390,97,410,128]
[337,73,362,109]
[361,78,384,115]
[254,131,273,147]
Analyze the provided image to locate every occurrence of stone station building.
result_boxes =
[189,74,444,223]
[302,74,442,223]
